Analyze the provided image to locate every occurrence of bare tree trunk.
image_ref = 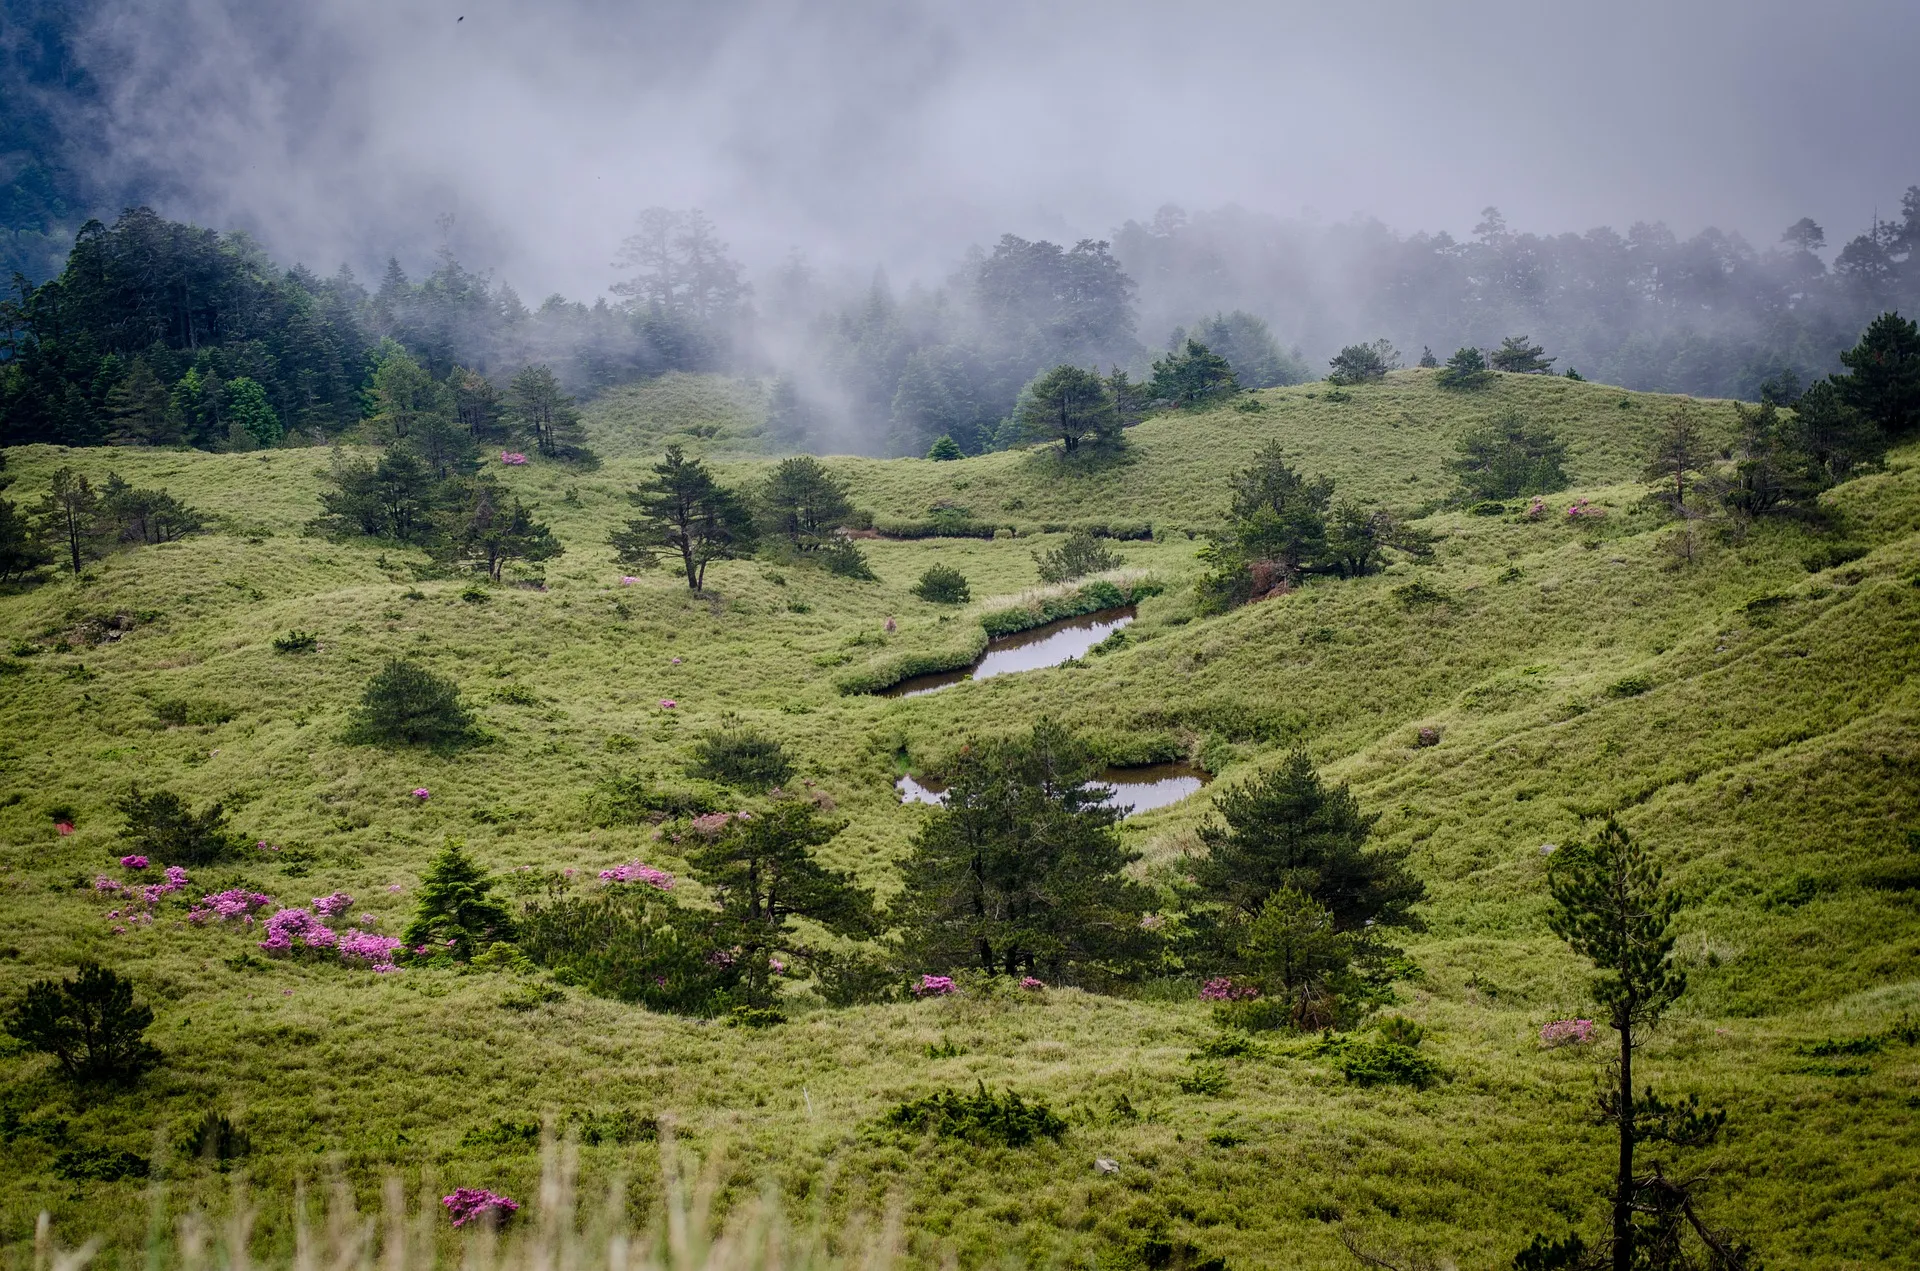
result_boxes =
[1614,1004,1634,1271]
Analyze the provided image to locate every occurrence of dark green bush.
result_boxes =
[4,963,162,1084]
[1802,543,1867,573]
[346,659,475,748]
[880,1083,1067,1147]
[689,727,793,791]
[183,1112,250,1166]
[810,947,899,1005]
[912,564,972,604]
[519,892,739,1016]
[1211,997,1296,1034]
[1375,1015,1426,1047]
[873,518,996,540]
[1034,530,1123,584]
[1322,1038,1441,1087]
[272,629,318,654]
[116,786,244,865]
[727,1005,787,1028]
[817,539,877,579]
[460,1119,542,1149]
[1607,674,1654,698]
[54,1146,151,1181]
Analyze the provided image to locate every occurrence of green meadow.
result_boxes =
[1,369,1916,1269]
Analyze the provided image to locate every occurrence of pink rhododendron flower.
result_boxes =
[620,576,639,585]
[55,822,73,836]
[411,787,431,800]
[670,656,683,664]
[1200,977,1259,1002]
[1020,976,1045,991]
[659,698,677,709]
[499,452,528,465]
[338,929,404,970]
[120,855,149,870]
[312,891,354,917]
[259,907,338,954]
[913,974,958,997]
[94,876,124,894]
[599,861,675,889]
[1540,1019,1596,1047]
[442,1188,520,1228]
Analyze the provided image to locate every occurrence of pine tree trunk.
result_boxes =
[1614,1005,1634,1271]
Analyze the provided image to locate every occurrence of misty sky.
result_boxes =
[72,0,1920,297]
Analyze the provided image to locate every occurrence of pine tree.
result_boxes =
[346,659,474,748]
[687,801,877,1006]
[224,377,282,448]
[1642,409,1716,511]
[1417,346,1440,369]
[1435,346,1493,390]
[1449,411,1571,499]
[926,434,964,461]
[612,444,757,590]
[1148,339,1239,406]
[757,456,853,547]
[507,364,589,459]
[891,719,1153,981]
[1193,750,1423,931]
[1547,821,1753,1271]
[1012,364,1121,454]
[3,963,161,1084]
[104,360,179,445]
[438,481,561,581]
[31,467,107,574]
[1834,310,1920,437]
[403,841,516,960]
[1490,334,1556,374]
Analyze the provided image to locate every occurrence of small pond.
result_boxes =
[895,762,1208,818]
[881,607,1135,698]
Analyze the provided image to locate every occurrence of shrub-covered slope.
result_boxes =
[0,371,1915,1269]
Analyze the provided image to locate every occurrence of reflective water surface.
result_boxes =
[880,607,1135,698]
[895,762,1208,818]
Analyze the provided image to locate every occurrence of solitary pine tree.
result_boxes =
[347,659,474,748]
[1547,820,1755,1271]
[3,963,161,1084]
[507,364,588,458]
[1013,365,1119,455]
[1148,339,1238,406]
[404,841,516,960]
[926,434,964,461]
[757,456,853,546]
[1490,334,1556,374]
[611,444,757,590]
[1449,412,1571,500]
[439,481,560,581]
[1435,346,1493,390]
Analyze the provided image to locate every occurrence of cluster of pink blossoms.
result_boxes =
[1019,976,1046,991]
[189,888,274,924]
[688,811,749,837]
[120,855,149,869]
[442,1188,519,1228]
[1566,497,1606,520]
[1540,1019,1597,1047]
[1526,496,1549,520]
[312,891,355,917]
[599,861,675,889]
[1200,977,1259,1002]
[260,892,402,971]
[913,974,958,997]
[499,452,528,465]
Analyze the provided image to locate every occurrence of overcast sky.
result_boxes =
[72,0,1920,297]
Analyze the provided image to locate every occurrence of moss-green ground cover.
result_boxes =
[1,370,1916,1268]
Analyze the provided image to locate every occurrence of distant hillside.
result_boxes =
[0,375,1915,1267]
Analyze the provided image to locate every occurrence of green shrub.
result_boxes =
[1375,1015,1426,1047]
[116,785,244,865]
[401,841,516,961]
[1192,1031,1263,1060]
[689,727,793,791]
[460,1118,541,1149]
[880,1083,1067,1146]
[151,697,233,726]
[873,518,996,540]
[272,629,318,654]
[912,564,971,604]
[727,1005,787,1028]
[1802,543,1867,573]
[54,1146,151,1181]
[1034,530,1123,584]
[1178,1063,1230,1096]
[3,963,162,1084]
[811,947,899,1005]
[460,584,490,603]
[346,659,475,748]
[1322,1038,1441,1088]
[926,435,963,460]
[1606,674,1653,698]
[183,1112,250,1166]
[1390,580,1450,610]
[817,539,877,579]
[1211,997,1297,1034]
[518,892,740,1016]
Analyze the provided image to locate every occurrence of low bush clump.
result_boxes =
[1177,1063,1231,1096]
[817,539,877,579]
[978,577,1161,638]
[1315,1037,1442,1088]
[912,564,972,604]
[183,1112,250,1166]
[880,1082,1067,1147]
[1033,530,1123,584]
[689,727,794,791]
[272,629,318,654]
[3,963,162,1084]
[54,1146,151,1181]
[346,659,476,749]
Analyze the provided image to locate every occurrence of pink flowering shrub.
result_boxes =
[94,876,124,895]
[312,891,355,917]
[261,907,338,954]
[1565,497,1605,521]
[120,855,149,870]
[411,788,431,801]
[1020,976,1045,991]
[442,1188,519,1228]
[1525,496,1548,520]
[912,974,958,997]
[599,861,675,889]
[1200,977,1259,1002]
[338,929,404,971]
[55,821,74,835]
[1540,1018,1596,1047]
[620,576,639,585]
[499,452,528,465]
[191,889,274,924]
[659,698,677,709]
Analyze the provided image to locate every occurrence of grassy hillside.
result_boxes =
[1,370,1916,1270]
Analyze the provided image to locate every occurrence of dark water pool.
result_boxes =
[896,762,1208,818]
[881,607,1135,698]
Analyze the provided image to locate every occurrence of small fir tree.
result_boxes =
[1326,340,1399,385]
[758,456,854,546]
[1032,530,1121,584]
[912,563,971,603]
[1449,412,1571,499]
[404,841,516,960]
[1490,334,1556,374]
[1642,410,1716,512]
[31,468,108,574]
[926,434,964,461]
[439,481,561,580]
[1148,339,1238,406]
[1834,310,1920,437]
[224,377,282,447]
[1436,346,1494,390]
